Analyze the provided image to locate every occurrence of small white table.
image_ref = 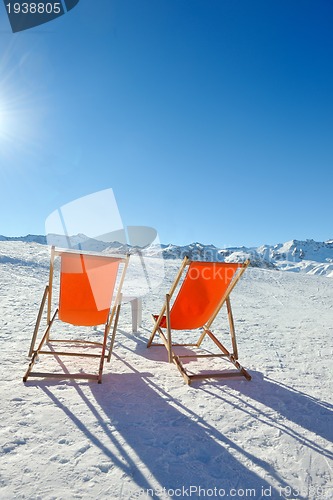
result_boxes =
[126,296,143,332]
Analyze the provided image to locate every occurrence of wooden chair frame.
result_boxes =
[147,257,251,384]
[23,247,129,384]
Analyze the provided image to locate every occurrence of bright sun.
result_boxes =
[0,90,31,170]
[0,47,52,173]
[0,86,41,163]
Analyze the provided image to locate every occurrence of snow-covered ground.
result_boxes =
[0,241,332,499]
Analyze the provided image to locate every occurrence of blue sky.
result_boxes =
[0,0,332,247]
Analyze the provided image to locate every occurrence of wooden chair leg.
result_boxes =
[28,286,49,357]
[147,306,166,347]
[23,309,57,382]
[204,328,251,380]
[107,303,121,363]
[98,324,110,384]
[165,294,173,363]
[226,297,238,359]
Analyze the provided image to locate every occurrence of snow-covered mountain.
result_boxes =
[0,234,47,244]
[157,239,333,277]
[0,235,332,277]
[124,238,333,277]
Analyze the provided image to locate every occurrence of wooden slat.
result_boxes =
[49,339,103,347]
[38,351,107,358]
[27,372,99,380]
[188,371,249,381]
[177,353,228,358]
[54,249,128,261]
[149,343,198,347]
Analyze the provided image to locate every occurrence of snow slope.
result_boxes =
[0,241,332,499]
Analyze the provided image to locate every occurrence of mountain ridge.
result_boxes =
[0,234,332,277]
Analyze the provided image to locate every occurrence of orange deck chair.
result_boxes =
[23,246,129,383]
[147,257,251,384]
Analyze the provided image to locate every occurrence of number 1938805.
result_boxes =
[6,2,62,14]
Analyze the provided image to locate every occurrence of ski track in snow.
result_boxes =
[0,242,332,499]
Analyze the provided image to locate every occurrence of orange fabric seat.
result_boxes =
[166,262,243,329]
[58,253,119,326]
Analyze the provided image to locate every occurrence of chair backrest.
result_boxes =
[58,252,121,326]
[169,261,244,329]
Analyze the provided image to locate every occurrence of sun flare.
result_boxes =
[0,80,46,172]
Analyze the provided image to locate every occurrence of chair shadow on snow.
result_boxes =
[36,362,286,497]
[89,364,287,497]
[34,328,331,499]
[123,327,332,452]
[200,372,333,454]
